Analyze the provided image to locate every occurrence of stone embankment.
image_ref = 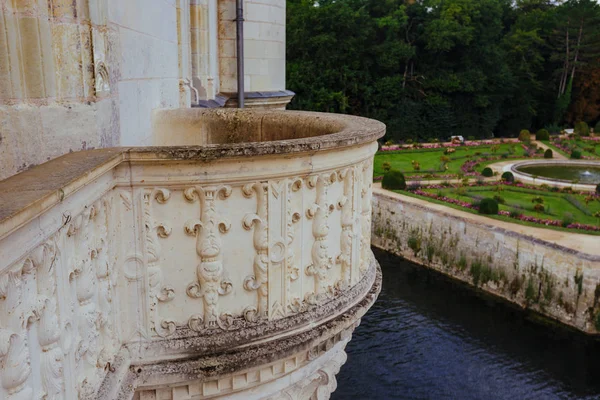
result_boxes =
[372,187,600,335]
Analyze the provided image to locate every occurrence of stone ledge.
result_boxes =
[0,109,385,241]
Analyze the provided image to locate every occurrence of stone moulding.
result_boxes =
[0,109,385,399]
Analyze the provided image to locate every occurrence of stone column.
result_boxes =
[217,0,293,109]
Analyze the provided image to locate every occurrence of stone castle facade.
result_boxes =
[0,0,289,181]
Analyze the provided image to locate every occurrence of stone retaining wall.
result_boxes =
[372,189,600,335]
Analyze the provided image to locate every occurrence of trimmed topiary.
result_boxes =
[536,129,550,141]
[544,149,553,159]
[479,198,499,215]
[518,130,531,142]
[571,149,582,159]
[574,121,589,136]
[381,169,406,190]
[481,167,494,177]
[595,121,600,134]
[501,171,514,183]
[596,183,600,195]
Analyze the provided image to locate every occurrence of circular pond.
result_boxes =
[512,161,600,185]
[517,165,600,184]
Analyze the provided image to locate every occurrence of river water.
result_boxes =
[332,249,600,400]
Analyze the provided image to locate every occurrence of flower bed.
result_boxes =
[380,138,521,152]
[404,182,600,233]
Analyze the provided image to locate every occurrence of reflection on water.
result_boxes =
[333,249,600,400]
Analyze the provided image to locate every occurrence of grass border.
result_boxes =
[396,190,600,236]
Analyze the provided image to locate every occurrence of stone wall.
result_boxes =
[0,0,289,181]
[372,189,600,335]
[0,109,385,399]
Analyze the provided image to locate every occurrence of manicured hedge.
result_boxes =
[501,171,514,183]
[544,149,553,159]
[536,129,550,141]
[478,198,499,215]
[481,167,494,177]
[382,169,406,190]
[518,130,531,142]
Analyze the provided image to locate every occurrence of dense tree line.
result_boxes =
[286,0,600,141]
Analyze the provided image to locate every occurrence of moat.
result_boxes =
[333,249,600,400]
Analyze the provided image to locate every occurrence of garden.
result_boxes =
[374,139,544,180]
[378,133,600,235]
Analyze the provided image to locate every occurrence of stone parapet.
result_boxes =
[372,188,600,335]
[0,109,385,399]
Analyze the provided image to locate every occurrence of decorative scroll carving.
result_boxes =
[286,178,302,314]
[184,185,233,330]
[69,207,101,396]
[305,173,337,303]
[93,199,118,370]
[29,240,65,400]
[360,162,373,275]
[242,182,269,319]
[143,188,174,338]
[336,168,354,290]
[0,268,33,400]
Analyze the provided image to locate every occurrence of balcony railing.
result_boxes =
[0,109,385,399]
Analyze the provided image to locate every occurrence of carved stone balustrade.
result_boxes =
[0,109,385,400]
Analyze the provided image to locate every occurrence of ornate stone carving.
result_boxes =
[143,188,175,338]
[336,168,354,290]
[242,182,269,319]
[0,269,33,400]
[286,178,302,314]
[29,240,65,400]
[360,162,373,275]
[305,173,337,302]
[184,185,233,330]
[68,208,101,396]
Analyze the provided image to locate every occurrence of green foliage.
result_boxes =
[501,171,515,183]
[457,253,467,270]
[574,121,590,136]
[478,198,499,215]
[595,121,600,133]
[536,129,550,141]
[493,195,505,204]
[571,149,582,159]
[519,130,531,142]
[525,277,536,303]
[407,229,422,256]
[382,169,406,190]
[481,167,494,177]
[382,161,392,172]
[554,78,572,124]
[287,0,600,140]
[596,183,600,195]
[544,148,553,159]
[562,212,575,227]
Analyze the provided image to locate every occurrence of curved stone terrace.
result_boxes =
[0,109,385,400]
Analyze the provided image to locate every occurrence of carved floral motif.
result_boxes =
[242,182,270,319]
[143,188,175,338]
[360,162,373,275]
[184,185,233,330]
[0,268,33,400]
[305,173,337,303]
[336,168,354,290]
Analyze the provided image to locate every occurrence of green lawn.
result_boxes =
[421,186,600,226]
[542,138,600,159]
[374,143,532,178]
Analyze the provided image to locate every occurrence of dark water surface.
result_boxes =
[517,164,600,184]
[333,249,600,400]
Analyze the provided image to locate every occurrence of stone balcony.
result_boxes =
[0,109,385,400]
